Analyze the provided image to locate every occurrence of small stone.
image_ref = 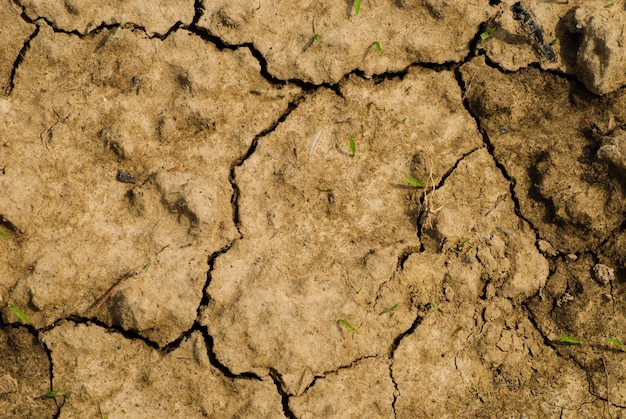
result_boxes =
[592,264,615,286]
[116,170,136,184]
[556,293,574,307]
[444,286,455,301]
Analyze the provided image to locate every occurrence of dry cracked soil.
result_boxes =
[2,0,626,418]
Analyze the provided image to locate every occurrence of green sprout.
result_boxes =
[429,302,439,309]
[1,164,6,174]
[608,337,625,351]
[560,335,580,344]
[46,389,68,398]
[404,177,425,188]
[480,27,496,42]
[606,2,615,7]
[143,262,152,272]
[315,34,322,44]
[113,10,127,38]
[373,42,381,52]
[8,303,29,323]
[338,319,358,333]
[354,0,361,15]
[550,38,559,46]
[356,286,363,294]
[445,273,453,282]
[0,230,7,242]
[349,136,356,155]
[379,303,398,315]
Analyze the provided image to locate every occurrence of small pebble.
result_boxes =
[592,264,615,286]
[116,170,136,184]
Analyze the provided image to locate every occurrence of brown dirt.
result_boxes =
[1,0,626,417]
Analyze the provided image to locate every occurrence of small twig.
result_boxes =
[84,262,148,314]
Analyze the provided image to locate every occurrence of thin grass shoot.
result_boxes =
[480,27,496,42]
[8,303,29,323]
[46,389,68,398]
[560,335,580,344]
[379,303,398,315]
[608,337,625,351]
[404,176,425,187]
[338,319,358,333]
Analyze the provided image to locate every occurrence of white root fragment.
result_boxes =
[308,130,323,156]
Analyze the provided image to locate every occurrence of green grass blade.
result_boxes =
[404,176,425,188]
[0,230,7,242]
[379,303,398,315]
[374,42,381,52]
[338,319,358,333]
[354,0,361,15]
[608,337,625,351]
[8,303,29,323]
[46,389,68,398]
[349,137,356,155]
[560,335,580,344]
[480,27,496,42]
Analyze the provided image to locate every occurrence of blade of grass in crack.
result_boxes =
[46,389,68,398]
[0,230,7,242]
[379,303,398,315]
[374,41,381,52]
[480,27,496,42]
[354,0,361,15]
[338,319,358,333]
[114,10,127,38]
[349,136,356,155]
[85,262,149,314]
[608,337,625,351]
[8,303,29,323]
[404,176,425,187]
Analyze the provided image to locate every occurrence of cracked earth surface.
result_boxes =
[1,0,626,417]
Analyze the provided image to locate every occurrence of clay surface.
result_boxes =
[2,1,626,417]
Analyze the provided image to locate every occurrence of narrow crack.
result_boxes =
[269,368,298,419]
[389,358,399,419]
[200,326,261,381]
[414,146,482,248]
[5,21,39,96]
[301,355,380,394]
[389,312,424,355]
[229,94,305,233]
[59,317,161,350]
[453,64,544,248]
[39,336,65,419]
